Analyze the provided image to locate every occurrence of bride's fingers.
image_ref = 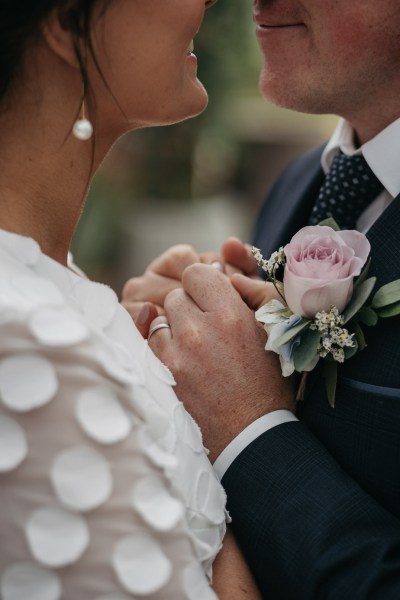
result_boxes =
[133,302,160,338]
[199,251,225,273]
[146,244,200,280]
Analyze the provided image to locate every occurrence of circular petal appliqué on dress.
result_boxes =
[6,232,41,266]
[95,594,132,600]
[1,562,62,600]
[94,342,143,387]
[144,344,176,386]
[195,471,227,525]
[29,306,89,347]
[12,274,65,308]
[76,387,131,445]
[0,415,28,472]
[51,446,112,511]
[112,533,172,595]
[74,279,118,329]
[183,563,218,600]
[26,506,89,567]
[187,515,224,563]
[138,428,178,471]
[142,403,176,454]
[0,354,58,412]
[111,342,147,387]
[173,404,204,453]
[131,475,184,531]
[72,280,118,330]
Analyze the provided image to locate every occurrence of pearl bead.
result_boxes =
[72,118,93,141]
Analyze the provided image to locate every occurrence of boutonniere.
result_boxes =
[253,219,400,407]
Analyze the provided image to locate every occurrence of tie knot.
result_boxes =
[309,152,383,230]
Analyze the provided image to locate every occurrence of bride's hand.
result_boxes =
[122,238,264,337]
[149,263,295,462]
[122,244,201,336]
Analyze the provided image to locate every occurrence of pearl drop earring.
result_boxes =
[72,98,93,141]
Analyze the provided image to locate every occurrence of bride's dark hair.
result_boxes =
[0,0,108,104]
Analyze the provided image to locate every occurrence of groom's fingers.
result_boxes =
[122,272,181,306]
[221,237,259,277]
[181,263,239,313]
[163,286,203,330]
[231,274,281,310]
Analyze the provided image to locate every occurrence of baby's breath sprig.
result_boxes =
[252,246,286,303]
[310,307,355,363]
[252,246,285,277]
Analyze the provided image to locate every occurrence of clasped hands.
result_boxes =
[122,238,295,462]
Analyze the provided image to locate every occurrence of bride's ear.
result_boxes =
[41,11,81,69]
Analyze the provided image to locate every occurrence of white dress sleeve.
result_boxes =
[0,303,220,600]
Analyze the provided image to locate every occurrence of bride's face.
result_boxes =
[90,0,216,131]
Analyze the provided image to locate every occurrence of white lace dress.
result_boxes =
[0,229,228,600]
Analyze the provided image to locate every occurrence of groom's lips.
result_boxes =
[253,11,305,35]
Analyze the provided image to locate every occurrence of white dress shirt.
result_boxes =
[214,116,400,480]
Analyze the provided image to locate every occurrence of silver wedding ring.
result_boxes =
[148,322,171,342]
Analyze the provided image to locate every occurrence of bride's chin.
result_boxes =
[166,88,209,125]
[104,85,209,134]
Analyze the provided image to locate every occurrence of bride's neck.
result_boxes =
[0,95,108,266]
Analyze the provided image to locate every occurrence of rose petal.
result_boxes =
[300,278,353,317]
[283,225,369,318]
[338,230,371,263]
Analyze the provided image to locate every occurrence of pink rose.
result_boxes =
[283,226,370,318]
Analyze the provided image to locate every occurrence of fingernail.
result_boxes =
[211,261,224,272]
[136,303,150,325]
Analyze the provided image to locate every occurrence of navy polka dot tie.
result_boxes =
[308,152,383,230]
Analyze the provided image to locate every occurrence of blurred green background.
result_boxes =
[71,0,337,294]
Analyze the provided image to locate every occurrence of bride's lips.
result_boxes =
[186,40,197,65]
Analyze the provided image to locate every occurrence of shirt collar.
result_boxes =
[321,117,400,199]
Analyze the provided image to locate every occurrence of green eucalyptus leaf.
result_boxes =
[353,323,366,351]
[324,361,338,408]
[372,280,400,309]
[354,258,371,290]
[293,328,320,372]
[275,308,292,318]
[375,301,400,318]
[273,320,311,348]
[342,277,377,324]
[357,306,378,326]
[344,338,359,359]
[317,217,340,231]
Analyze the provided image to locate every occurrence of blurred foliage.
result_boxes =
[72,1,335,286]
[110,0,261,201]
[72,0,262,279]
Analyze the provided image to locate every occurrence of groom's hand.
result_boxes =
[122,239,258,337]
[149,263,295,462]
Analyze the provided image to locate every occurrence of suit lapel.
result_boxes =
[252,145,325,256]
[366,192,400,285]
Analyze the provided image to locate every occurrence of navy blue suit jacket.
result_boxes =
[222,146,400,599]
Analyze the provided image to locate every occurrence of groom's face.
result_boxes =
[253,0,400,135]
